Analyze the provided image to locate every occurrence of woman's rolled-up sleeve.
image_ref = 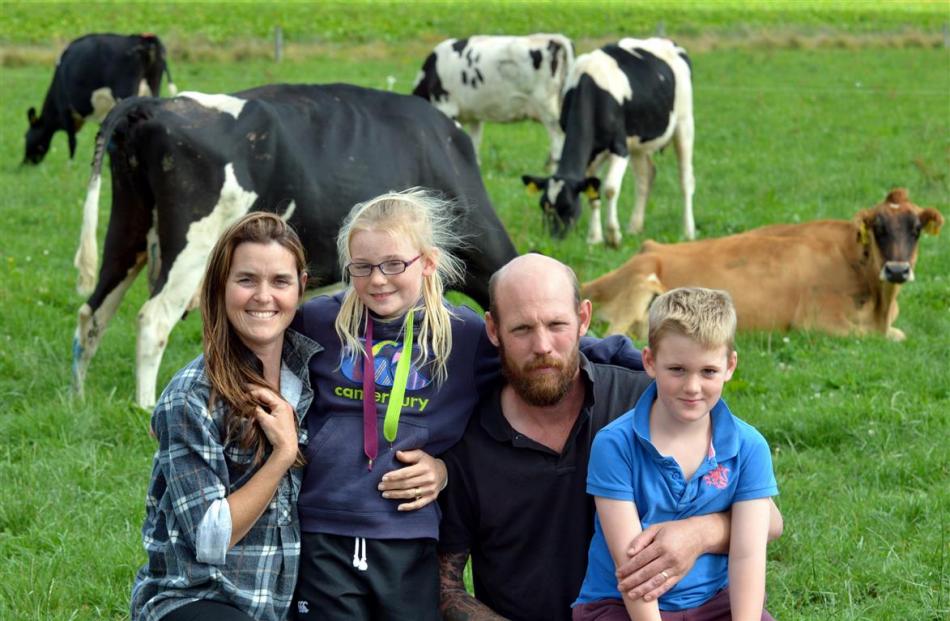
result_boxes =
[152,391,230,554]
[195,498,232,564]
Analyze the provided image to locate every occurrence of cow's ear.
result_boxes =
[580,177,601,200]
[27,107,37,125]
[920,208,945,236]
[853,209,873,246]
[522,175,547,194]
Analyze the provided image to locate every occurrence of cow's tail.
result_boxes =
[411,52,438,99]
[161,42,177,96]
[74,128,108,295]
[557,34,576,85]
[164,62,177,96]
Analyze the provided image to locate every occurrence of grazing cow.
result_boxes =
[24,33,176,164]
[413,33,574,169]
[73,84,518,407]
[581,189,944,341]
[522,37,695,246]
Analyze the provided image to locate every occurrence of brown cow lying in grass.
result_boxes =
[582,188,944,341]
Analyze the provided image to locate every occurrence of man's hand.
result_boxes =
[378,450,447,511]
[616,516,715,602]
[616,501,782,602]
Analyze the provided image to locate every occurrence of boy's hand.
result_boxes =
[616,518,706,601]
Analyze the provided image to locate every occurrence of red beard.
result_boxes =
[498,341,579,407]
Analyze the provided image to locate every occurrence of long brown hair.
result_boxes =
[201,212,308,468]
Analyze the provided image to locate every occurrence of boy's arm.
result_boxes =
[617,498,783,601]
[596,497,662,621]
[729,498,772,621]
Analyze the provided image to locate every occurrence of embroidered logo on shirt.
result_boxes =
[341,339,433,390]
[703,464,730,489]
[297,600,310,614]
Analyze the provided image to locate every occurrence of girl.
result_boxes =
[131,213,321,621]
[291,188,499,620]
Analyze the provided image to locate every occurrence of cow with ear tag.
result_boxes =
[522,37,695,247]
[521,174,601,239]
[581,188,943,342]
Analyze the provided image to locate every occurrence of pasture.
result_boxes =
[0,2,948,619]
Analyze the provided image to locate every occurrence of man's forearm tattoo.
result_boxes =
[438,551,507,621]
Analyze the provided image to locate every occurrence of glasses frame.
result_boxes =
[345,254,422,278]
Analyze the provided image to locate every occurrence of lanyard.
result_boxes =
[362,311,415,470]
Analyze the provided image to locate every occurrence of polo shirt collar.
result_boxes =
[480,352,597,444]
[631,382,740,462]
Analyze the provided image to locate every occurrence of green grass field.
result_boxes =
[1,2,948,619]
[2,1,947,46]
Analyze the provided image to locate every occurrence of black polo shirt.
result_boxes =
[438,354,653,621]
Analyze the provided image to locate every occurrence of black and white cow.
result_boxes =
[72,84,518,408]
[24,32,176,164]
[522,37,695,246]
[413,33,574,170]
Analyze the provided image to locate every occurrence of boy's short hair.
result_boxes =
[648,287,737,353]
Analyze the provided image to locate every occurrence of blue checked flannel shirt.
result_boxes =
[131,330,322,621]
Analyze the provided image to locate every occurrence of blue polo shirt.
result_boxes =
[574,382,778,611]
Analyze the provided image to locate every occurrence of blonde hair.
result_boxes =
[334,188,465,384]
[648,287,737,353]
[202,212,307,468]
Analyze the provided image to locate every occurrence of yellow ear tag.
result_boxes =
[858,222,869,246]
[584,186,600,200]
[923,219,941,235]
[525,182,540,195]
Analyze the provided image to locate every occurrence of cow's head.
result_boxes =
[24,107,53,164]
[854,188,944,284]
[522,174,600,238]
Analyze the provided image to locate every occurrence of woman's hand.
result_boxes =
[378,450,447,512]
[247,384,298,467]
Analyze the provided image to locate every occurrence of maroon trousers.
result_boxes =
[572,587,775,621]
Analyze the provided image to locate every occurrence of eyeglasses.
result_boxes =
[345,255,422,278]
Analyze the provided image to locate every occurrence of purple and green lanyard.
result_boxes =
[362,311,414,470]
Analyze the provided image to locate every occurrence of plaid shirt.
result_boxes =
[131,330,322,621]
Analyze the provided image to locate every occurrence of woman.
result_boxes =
[131,212,320,621]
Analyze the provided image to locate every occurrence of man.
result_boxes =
[438,254,782,621]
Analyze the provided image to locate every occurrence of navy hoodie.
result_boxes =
[292,293,497,540]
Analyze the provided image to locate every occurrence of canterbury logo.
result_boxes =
[341,339,433,390]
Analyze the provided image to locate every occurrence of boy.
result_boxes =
[573,287,777,621]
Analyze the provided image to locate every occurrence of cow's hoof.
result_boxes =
[606,230,623,248]
[587,232,604,245]
[886,327,906,342]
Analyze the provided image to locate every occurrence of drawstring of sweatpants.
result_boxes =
[353,537,368,571]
